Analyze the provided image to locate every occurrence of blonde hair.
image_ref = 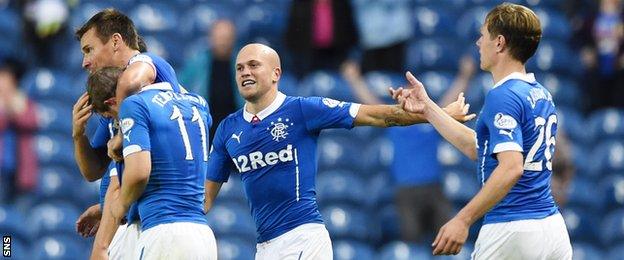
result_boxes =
[485,3,542,63]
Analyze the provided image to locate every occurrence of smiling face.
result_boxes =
[234,44,281,102]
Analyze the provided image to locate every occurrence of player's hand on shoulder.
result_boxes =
[72,92,93,138]
[443,92,476,123]
[75,204,102,238]
[432,216,469,256]
[107,133,123,162]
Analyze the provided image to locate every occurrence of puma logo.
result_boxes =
[231,131,243,143]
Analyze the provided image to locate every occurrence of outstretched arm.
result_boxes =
[115,61,156,105]
[204,180,223,213]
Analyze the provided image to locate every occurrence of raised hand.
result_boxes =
[76,204,102,237]
[72,92,93,138]
[107,132,123,162]
[442,93,476,123]
[401,71,431,114]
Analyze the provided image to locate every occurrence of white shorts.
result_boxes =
[108,221,140,260]
[255,223,333,260]
[134,222,217,260]
[471,213,572,260]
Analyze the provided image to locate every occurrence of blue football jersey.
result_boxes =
[119,82,212,231]
[127,52,181,93]
[475,73,558,224]
[206,92,360,243]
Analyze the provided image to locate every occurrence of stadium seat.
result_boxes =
[465,72,492,111]
[277,71,303,97]
[377,205,401,244]
[5,237,28,260]
[443,169,480,205]
[567,177,603,210]
[600,174,624,211]
[35,134,75,169]
[129,3,179,33]
[455,6,490,41]
[321,204,375,243]
[301,71,355,102]
[317,135,361,171]
[572,242,604,260]
[206,202,256,242]
[237,2,288,42]
[216,236,255,260]
[367,172,394,208]
[36,100,73,135]
[561,207,600,243]
[378,241,432,260]
[557,107,590,144]
[533,8,571,41]
[526,40,581,76]
[0,206,28,242]
[601,209,624,246]
[523,0,565,8]
[333,240,376,260]
[588,109,624,142]
[21,69,78,102]
[31,235,88,260]
[34,167,81,204]
[607,243,624,260]
[413,6,458,38]
[591,140,624,176]
[406,38,461,71]
[215,175,248,207]
[26,202,80,238]
[538,73,581,109]
[140,32,185,68]
[363,71,407,103]
[438,141,474,171]
[362,137,393,173]
[415,71,455,103]
[177,3,233,38]
[317,171,367,208]
[0,9,19,39]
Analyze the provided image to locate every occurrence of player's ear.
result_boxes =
[103,97,117,107]
[496,35,506,53]
[272,67,281,83]
[111,33,123,51]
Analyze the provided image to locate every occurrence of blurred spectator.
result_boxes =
[0,57,39,200]
[350,0,412,73]
[342,55,477,243]
[179,20,243,142]
[576,0,624,112]
[285,0,358,79]
[551,130,575,207]
[19,0,69,66]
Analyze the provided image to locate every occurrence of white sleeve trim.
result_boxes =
[128,54,156,76]
[123,145,144,157]
[349,103,361,118]
[109,167,118,177]
[492,142,523,154]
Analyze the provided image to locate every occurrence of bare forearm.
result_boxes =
[74,136,109,181]
[456,162,522,225]
[91,180,120,253]
[355,104,427,127]
[119,177,147,208]
[424,99,477,160]
[204,181,223,213]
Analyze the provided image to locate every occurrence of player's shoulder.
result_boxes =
[219,109,244,128]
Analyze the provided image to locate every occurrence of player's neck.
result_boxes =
[117,49,141,66]
[490,59,526,85]
[245,88,278,115]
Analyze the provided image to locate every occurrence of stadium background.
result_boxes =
[0,0,623,259]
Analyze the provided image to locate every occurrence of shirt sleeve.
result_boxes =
[482,89,524,155]
[299,97,361,132]
[206,120,231,182]
[89,116,113,149]
[119,96,151,158]
[128,53,156,76]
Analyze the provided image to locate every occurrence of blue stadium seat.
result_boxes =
[415,71,455,103]
[36,100,73,135]
[0,206,28,242]
[572,243,604,260]
[321,204,375,242]
[362,137,393,173]
[34,167,81,204]
[406,38,461,71]
[317,171,367,208]
[438,141,474,171]
[367,172,394,208]
[527,40,581,76]
[561,207,600,243]
[5,237,28,260]
[413,6,458,38]
[567,177,602,211]
[364,71,406,103]
[534,8,571,41]
[26,202,80,238]
[70,3,117,32]
[522,0,565,8]
[317,135,361,171]
[301,71,355,102]
[377,205,401,244]
[607,243,624,260]
[378,241,432,260]
[538,73,581,109]
[591,141,624,176]
[215,175,247,207]
[35,134,75,169]
[129,3,179,33]
[602,209,624,246]
[21,69,78,102]
[588,109,624,142]
[140,32,185,68]
[413,0,468,10]
[455,6,489,41]
[206,202,256,242]
[333,240,376,260]
[237,2,288,42]
[443,169,480,205]
[177,3,233,38]
[277,71,302,97]
[601,174,624,211]
[216,236,256,260]
[557,108,591,146]
[31,235,88,260]
[465,72,492,111]
[0,9,19,39]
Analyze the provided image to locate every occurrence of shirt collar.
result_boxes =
[492,72,536,89]
[243,92,286,123]
[140,82,173,92]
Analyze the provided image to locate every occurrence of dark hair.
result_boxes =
[137,35,148,52]
[87,66,124,113]
[485,3,542,63]
[75,8,140,51]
